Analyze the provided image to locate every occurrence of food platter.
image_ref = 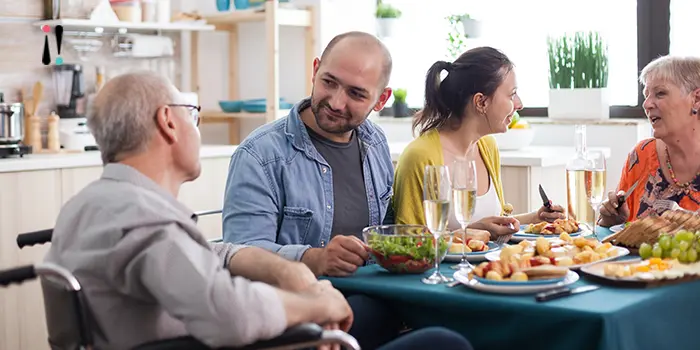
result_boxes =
[453,268,580,294]
[444,241,501,263]
[579,258,700,288]
[510,219,592,242]
[484,235,629,270]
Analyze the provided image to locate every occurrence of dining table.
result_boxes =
[324,227,700,350]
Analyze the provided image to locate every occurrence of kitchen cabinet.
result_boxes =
[0,147,233,350]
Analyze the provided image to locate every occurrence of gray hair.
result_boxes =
[639,55,700,94]
[87,71,177,164]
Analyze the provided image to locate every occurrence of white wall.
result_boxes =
[180,0,377,144]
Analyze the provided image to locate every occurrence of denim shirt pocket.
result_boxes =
[278,206,314,244]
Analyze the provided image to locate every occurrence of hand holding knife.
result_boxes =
[539,184,553,212]
[617,180,640,207]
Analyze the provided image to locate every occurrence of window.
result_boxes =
[670,0,700,56]
[382,0,640,112]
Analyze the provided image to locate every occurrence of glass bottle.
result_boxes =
[565,125,595,225]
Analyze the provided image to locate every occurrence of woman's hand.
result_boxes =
[469,216,520,239]
[599,190,630,227]
[535,203,566,223]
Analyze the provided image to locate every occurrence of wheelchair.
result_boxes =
[4,209,360,350]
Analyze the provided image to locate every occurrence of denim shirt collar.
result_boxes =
[284,98,382,159]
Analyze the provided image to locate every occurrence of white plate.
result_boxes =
[483,246,630,270]
[510,226,594,242]
[610,224,625,233]
[453,269,579,294]
[444,242,501,263]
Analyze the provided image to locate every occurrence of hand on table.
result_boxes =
[470,216,520,240]
[308,235,370,277]
[305,280,353,344]
[599,190,630,227]
[536,203,566,222]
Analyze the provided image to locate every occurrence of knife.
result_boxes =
[617,179,640,207]
[538,184,552,211]
[535,285,600,302]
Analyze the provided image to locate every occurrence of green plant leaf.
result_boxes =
[546,31,608,89]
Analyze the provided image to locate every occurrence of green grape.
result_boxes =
[679,250,688,263]
[672,239,681,249]
[688,249,698,263]
[659,235,672,250]
[680,240,690,251]
[671,248,681,259]
[639,243,653,259]
[678,231,695,242]
[694,231,700,241]
[652,245,664,258]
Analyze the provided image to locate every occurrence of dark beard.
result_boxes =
[311,100,357,134]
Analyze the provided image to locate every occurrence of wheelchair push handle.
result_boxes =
[0,265,36,287]
[17,229,53,248]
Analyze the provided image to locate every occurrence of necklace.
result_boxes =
[665,146,700,189]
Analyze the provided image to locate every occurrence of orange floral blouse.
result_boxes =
[619,138,700,222]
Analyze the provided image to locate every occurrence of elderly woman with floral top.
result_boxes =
[600,55,700,226]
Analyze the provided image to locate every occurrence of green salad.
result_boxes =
[366,231,450,273]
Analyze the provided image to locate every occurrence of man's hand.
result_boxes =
[306,280,353,332]
[274,261,319,292]
[302,235,369,277]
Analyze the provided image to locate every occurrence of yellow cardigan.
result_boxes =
[393,128,506,226]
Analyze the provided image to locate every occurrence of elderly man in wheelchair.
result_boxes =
[0,72,472,350]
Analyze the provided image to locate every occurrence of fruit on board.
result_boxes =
[639,230,700,263]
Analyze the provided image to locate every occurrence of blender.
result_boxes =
[53,64,97,151]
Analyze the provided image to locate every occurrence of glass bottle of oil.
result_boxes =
[565,125,594,225]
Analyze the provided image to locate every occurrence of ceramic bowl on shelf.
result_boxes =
[362,224,452,274]
[219,100,243,113]
[492,128,535,150]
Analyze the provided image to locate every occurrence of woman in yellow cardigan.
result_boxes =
[393,47,566,239]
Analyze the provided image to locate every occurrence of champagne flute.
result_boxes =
[450,159,477,271]
[422,165,453,285]
[586,151,607,236]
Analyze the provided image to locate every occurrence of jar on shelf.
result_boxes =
[110,0,142,23]
[141,0,157,22]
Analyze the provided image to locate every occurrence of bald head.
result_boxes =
[319,31,392,88]
[88,71,178,164]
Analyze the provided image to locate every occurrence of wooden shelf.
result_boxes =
[35,19,215,33]
[200,109,291,121]
[204,7,312,27]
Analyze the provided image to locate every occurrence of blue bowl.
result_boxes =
[219,100,244,113]
[242,98,294,113]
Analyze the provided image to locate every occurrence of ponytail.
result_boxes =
[413,61,453,136]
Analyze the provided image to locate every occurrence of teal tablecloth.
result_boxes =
[325,227,700,350]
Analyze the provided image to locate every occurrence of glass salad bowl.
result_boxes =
[362,224,453,274]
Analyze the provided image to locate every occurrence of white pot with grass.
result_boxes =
[547,31,610,120]
[376,3,401,38]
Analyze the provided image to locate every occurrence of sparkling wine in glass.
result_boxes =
[422,165,453,285]
[586,151,607,236]
[451,159,477,271]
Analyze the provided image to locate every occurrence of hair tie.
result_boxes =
[445,62,454,72]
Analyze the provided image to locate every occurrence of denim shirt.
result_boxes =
[222,98,395,261]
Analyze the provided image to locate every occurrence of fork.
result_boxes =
[495,234,511,246]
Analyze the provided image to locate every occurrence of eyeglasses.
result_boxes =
[167,104,201,126]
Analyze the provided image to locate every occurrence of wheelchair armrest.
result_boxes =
[132,323,324,350]
[0,265,37,287]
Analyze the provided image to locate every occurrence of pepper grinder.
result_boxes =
[47,111,61,151]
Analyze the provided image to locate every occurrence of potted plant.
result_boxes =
[445,14,481,60]
[547,31,610,120]
[392,88,409,118]
[376,1,401,38]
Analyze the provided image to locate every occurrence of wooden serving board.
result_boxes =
[580,260,700,288]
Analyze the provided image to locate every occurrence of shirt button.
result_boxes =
[327,205,331,210]
[322,167,327,173]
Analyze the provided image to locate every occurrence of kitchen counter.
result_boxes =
[1,143,610,173]
[0,145,237,173]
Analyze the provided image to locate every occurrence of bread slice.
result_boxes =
[522,265,569,280]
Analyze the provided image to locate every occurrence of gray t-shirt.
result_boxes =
[305,125,370,240]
